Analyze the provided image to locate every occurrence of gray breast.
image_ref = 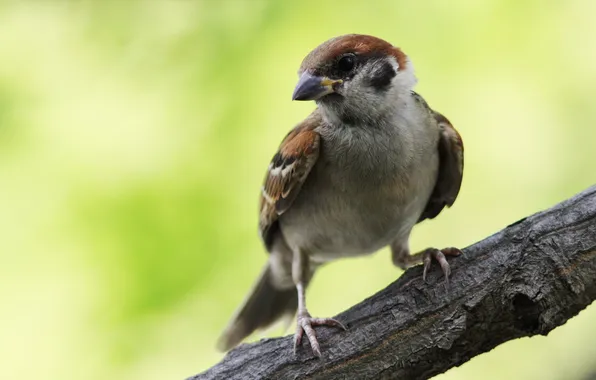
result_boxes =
[279,118,439,260]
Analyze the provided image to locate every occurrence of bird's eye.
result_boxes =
[337,55,355,72]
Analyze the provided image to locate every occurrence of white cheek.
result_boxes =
[387,56,400,72]
[393,58,417,91]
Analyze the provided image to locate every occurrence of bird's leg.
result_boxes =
[391,240,415,269]
[292,250,346,357]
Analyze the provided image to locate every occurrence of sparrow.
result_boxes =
[217,34,464,357]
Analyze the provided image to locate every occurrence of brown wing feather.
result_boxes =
[259,112,321,250]
[419,111,464,222]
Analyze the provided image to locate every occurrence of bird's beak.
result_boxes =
[292,72,342,101]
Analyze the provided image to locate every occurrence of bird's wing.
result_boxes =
[259,112,321,250]
[419,110,464,222]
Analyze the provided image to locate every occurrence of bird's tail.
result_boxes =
[216,262,298,352]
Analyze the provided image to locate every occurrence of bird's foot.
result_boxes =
[421,247,462,289]
[294,310,346,357]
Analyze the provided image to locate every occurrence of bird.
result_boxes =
[217,34,464,358]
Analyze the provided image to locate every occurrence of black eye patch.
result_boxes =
[316,54,358,80]
[368,61,396,91]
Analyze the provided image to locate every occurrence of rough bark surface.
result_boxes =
[192,186,596,380]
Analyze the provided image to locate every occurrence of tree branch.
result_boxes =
[192,186,596,380]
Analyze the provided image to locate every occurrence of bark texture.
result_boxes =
[192,186,596,380]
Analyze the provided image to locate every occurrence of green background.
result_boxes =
[1,1,595,379]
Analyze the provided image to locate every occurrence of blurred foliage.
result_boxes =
[1,1,595,379]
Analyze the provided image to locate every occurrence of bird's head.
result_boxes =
[292,34,417,125]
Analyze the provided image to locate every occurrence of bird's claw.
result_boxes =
[422,247,462,290]
[294,311,346,357]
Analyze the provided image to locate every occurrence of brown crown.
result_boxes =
[299,34,408,73]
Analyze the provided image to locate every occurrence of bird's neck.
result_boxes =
[317,90,416,129]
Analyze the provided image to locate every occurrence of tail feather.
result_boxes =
[217,263,297,352]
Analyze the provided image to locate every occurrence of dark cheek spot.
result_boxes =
[368,61,396,91]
